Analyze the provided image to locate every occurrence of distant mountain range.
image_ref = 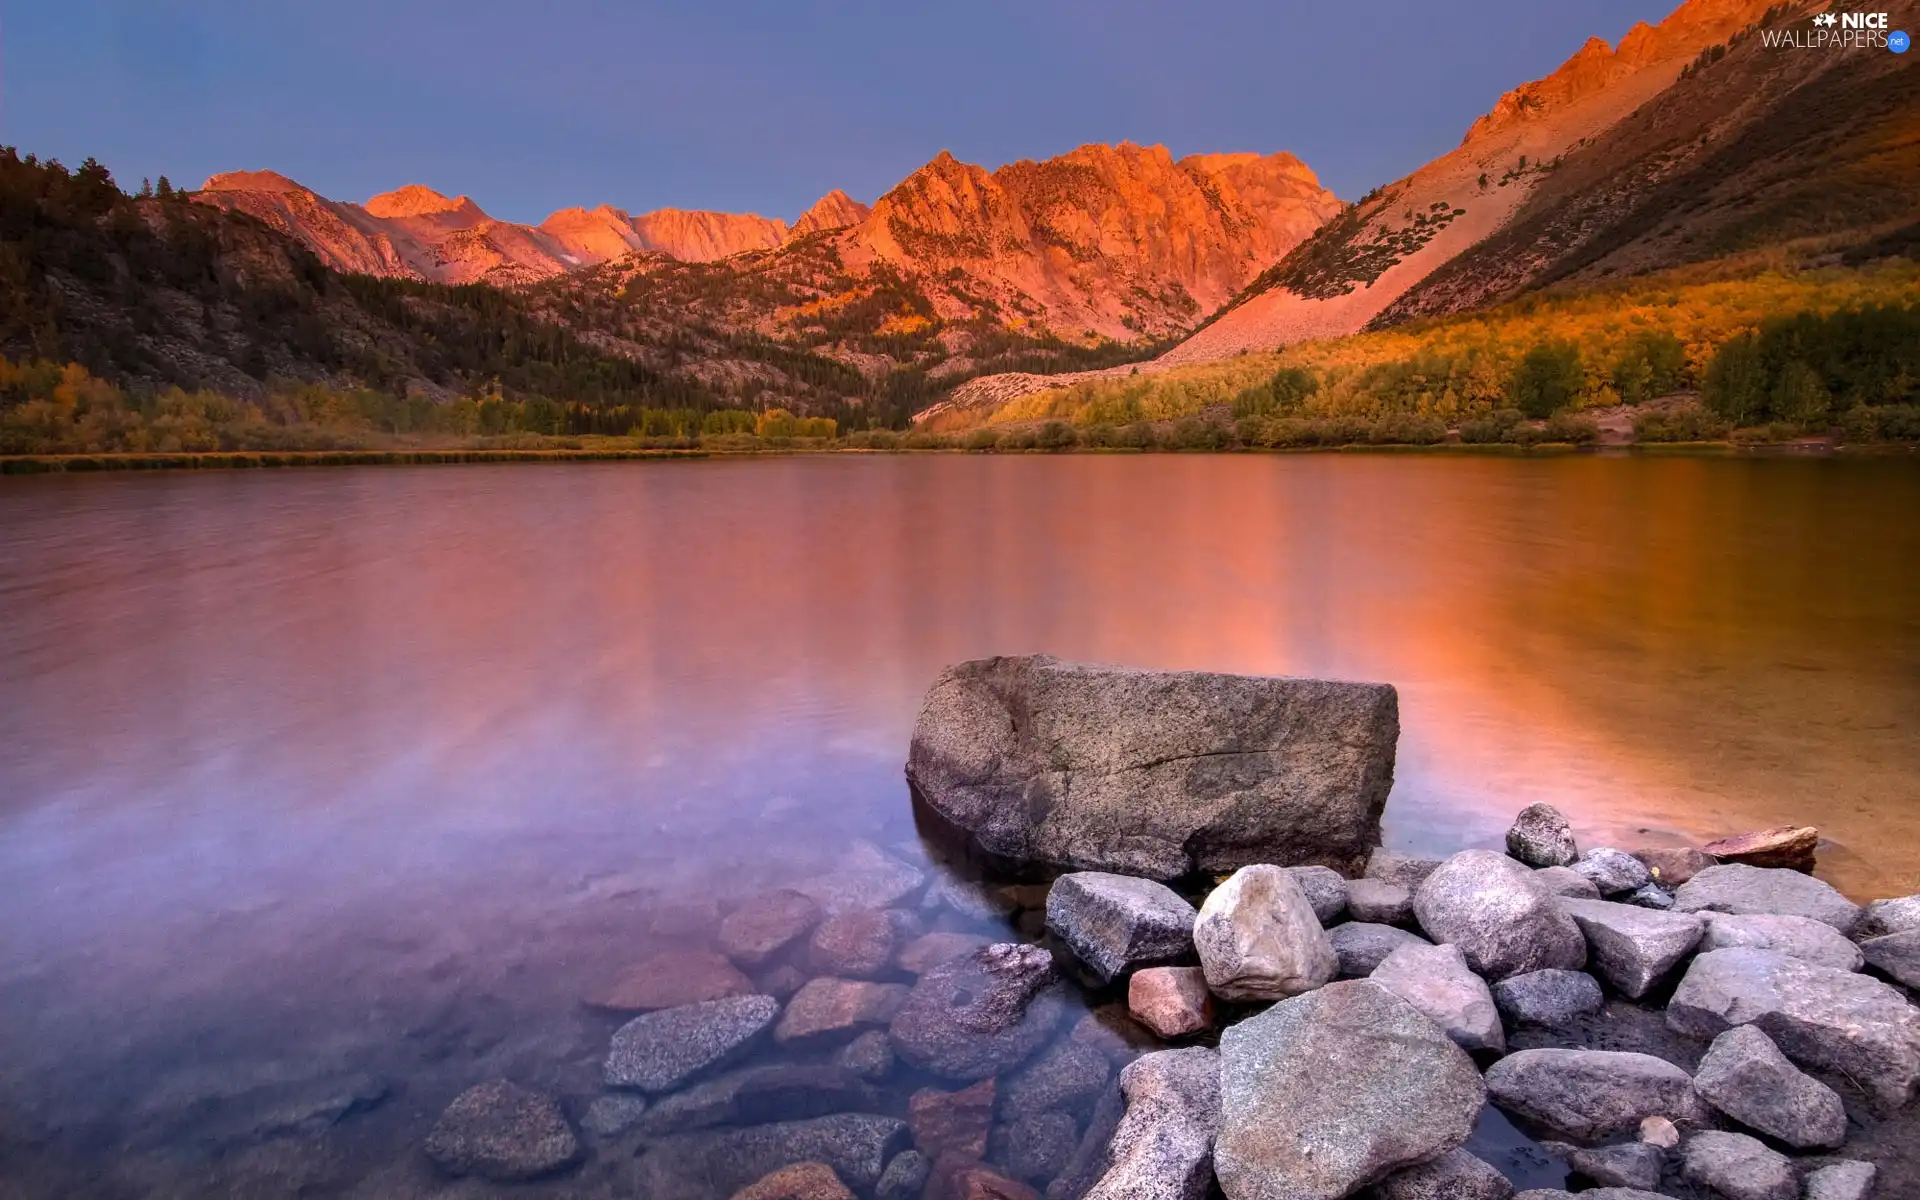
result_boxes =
[6,0,1912,425]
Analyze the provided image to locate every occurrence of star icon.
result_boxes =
[1813,12,1837,26]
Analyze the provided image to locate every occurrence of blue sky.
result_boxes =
[3,0,1679,223]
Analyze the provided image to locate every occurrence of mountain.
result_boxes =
[938,0,1917,416]
[196,173,810,284]
[787,189,871,240]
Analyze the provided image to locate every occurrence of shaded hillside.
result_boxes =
[1376,6,1920,323]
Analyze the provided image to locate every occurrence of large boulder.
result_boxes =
[631,1114,910,1196]
[1691,1025,1846,1150]
[721,890,826,967]
[1483,1050,1706,1141]
[1084,1049,1220,1200]
[908,1080,995,1159]
[1368,942,1505,1054]
[999,1040,1112,1121]
[774,980,909,1047]
[1194,864,1338,1001]
[1672,864,1861,934]
[1215,981,1485,1199]
[1328,922,1432,979]
[1701,826,1819,873]
[1858,894,1920,939]
[1491,969,1604,1028]
[1698,912,1865,971]
[1045,872,1198,983]
[1345,878,1415,926]
[1370,1148,1513,1200]
[1506,804,1579,868]
[889,944,1068,1081]
[1365,850,1443,890]
[1532,867,1600,901]
[1860,929,1920,989]
[905,656,1399,879]
[1680,1130,1796,1200]
[1412,851,1586,981]
[1557,899,1704,999]
[1570,849,1651,898]
[1804,1161,1878,1200]
[1667,947,1920,1110]
[1128,967,1214,1039]
[423,1080,581,1181]
[605,995,781,1092]
[1287,866,1349,924]
[1630,846,1714,888]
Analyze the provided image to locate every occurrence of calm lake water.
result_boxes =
[2,453,1918,1195]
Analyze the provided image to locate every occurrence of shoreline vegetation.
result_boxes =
[3,437,1915,475]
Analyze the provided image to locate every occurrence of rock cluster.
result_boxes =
[412,676,1920,1200]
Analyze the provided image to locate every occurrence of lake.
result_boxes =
[2,453,1917,1195]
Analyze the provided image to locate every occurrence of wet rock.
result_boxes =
[1507,803,1579,868]
[1860,928,1920,988]
[1558,898,1704,999]
[605,994,780,1092]
[890,943,1068,1080]
[1483,1049,1705,1141]
[899,932,995,975]
[581,1093,648,1139]
[1288,865,1350,924]
[836,1030,896,1081]
[732,1162,857,1200]
[1512,1192,1668,1200]
[1413,850,1587,981]
[1369,941,1505,1053]
[1194,863,1337,1001]
[1631,846,1716,888]
[1045,1082,1124,1200]
[1128,966,1214,1038]
[775,979,909,1048]
[636,1064,883,1137]
[1216,981,1485,1199]
[1371,1147,1514,1199]
[910,1080,995,1159]
[1673,864,1861,934]
[1346,877,1415,926]
[651,899,726,938]
[1681,1130,1796,1200]
[1667,947,1920,1110]
[1570,848,1651,897]
[1700,911,1865,970]
[1328,922,1432,978]
[1365,849,1443,890]
[807,909,904,979]
[928,876,1020,922]
[878,1150,933,1200]
[1533,866,1601,900]
[1566,1142,1663,1191]
[1068,1004,1158,1065]
[1692,1025,1846,1149]
[906,656,1399,879]
[1857,894,1920,939]
[930,1156,1043,1200]
[760,964,812,999]
[1001,1041,1112,1122]
[794,842,928,915]
[1638,1115,1680,1148]
[422,1079,581,1181]
[634,1114,911,1196]
[721,890,825,967]
[1491,969,1605,1027]
[1702,825,1819,873]
[999,1111,1080,1185]
[1045,872,1198,983]
[1085,1048,1219,1200]
[585,948,754,1012]
[1621,883,1675,910]
[1804,1160,1877,1200]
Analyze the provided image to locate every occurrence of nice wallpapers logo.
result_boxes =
[1762,11,1910,51]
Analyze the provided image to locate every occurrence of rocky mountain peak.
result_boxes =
[365,185,487,222]
[200,170,311,194]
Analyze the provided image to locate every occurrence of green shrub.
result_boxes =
[1702,332,1771,425]
[1231,366,1319,419]
[1632,403,1730,443]
[1541,412,1601,444]
[963,428,1001,451]
[1367,413,1447,445]
[1168,416,1229,450]
[1003,428,1039,450]
[1114,422,1157,449]
[1610,330,1688,403]
[1510,340,1584,418]
[1036,421,1079,451]
[1459,408,1526,443]
[1770,360,1831,426]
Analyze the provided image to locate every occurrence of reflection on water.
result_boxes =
[1,455,1916,1194]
